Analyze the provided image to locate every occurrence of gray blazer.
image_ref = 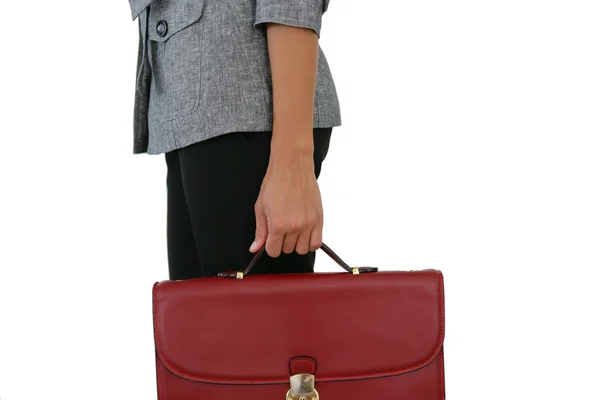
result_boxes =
[129,0,341,154]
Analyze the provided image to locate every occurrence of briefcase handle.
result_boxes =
[217,242,378,279]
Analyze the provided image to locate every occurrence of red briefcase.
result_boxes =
[152,243,446,399]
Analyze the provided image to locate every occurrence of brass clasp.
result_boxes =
[286,373,319,400]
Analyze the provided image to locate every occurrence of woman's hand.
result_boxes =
[250,23,321,257]
[250,146,323,257]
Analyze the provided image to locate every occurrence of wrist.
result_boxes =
[268,149,314,171]
[270,127,314,158]
[268,142,314,173]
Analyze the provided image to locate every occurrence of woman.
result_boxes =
[128,0,341,280]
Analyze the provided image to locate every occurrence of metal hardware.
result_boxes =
[286,373,319,400]
[352,267,360,275]
[236,271,244,279]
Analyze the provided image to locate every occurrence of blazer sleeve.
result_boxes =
[255,0,330,38]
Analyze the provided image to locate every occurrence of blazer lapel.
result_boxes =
[129,0,155,20]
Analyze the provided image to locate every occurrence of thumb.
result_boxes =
[250,201,268,253]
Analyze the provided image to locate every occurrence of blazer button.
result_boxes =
[156,20,168,37]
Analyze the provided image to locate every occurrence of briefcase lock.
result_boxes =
[286,373,319,400]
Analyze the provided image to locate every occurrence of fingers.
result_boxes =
[282,232,300,255]
[309,223,323,252]
[265,229,285,258]
[250,200,268,253]
[267,223,322,257]
[295,229,312,255]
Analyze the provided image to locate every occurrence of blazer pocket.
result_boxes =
[147,0,205,122]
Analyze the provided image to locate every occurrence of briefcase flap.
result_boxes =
[152,270,444,384]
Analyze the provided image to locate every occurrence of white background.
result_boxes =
[1,0,599,399]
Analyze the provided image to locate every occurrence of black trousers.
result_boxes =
[164,128,332,280]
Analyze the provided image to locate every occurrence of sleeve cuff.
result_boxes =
[255,1,326,38]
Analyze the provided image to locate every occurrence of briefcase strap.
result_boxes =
[217,242,378,279]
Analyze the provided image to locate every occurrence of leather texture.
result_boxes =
[153,252,446,399]
[289,357,317,376]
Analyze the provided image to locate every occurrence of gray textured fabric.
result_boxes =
[130,0,155,20]
[130,0,341,155]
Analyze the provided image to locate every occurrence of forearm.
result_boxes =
[265,23,319,161]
